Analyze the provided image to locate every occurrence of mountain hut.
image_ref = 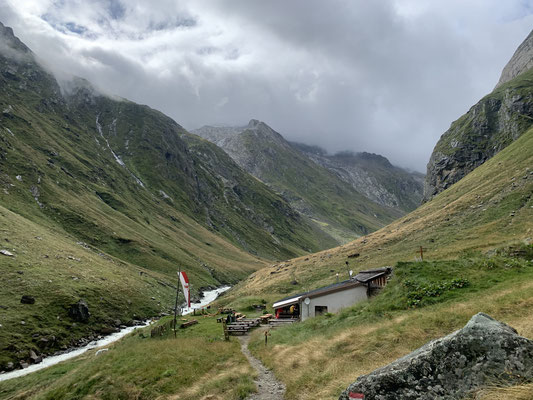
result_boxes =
[272,267,392,321]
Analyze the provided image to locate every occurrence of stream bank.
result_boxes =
[0,286,231,382]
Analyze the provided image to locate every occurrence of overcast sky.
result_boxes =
[1,1,532,171]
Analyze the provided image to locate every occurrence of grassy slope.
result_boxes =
[0,204,178,369]
[221,126,533,308]
[70,94,327,260]
[0,315,255,400]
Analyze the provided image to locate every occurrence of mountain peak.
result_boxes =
[496,29,533,88]
[0,21,32,56]
[247,119,262,128]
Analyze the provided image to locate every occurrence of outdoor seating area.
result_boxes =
[225,318,261,336]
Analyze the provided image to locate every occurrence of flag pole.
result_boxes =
[173,267,181,338]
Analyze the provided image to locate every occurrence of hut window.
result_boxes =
[315,305,328,315]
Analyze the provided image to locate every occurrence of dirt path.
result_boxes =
[238,331,286,400]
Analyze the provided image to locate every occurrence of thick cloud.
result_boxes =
[1,0,532,171]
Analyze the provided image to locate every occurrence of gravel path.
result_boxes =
[238,331,286,400]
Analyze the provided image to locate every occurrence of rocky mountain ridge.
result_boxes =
[292,143,424,212]
[424,28,533,201]
[496,29,533,88]
[194,120,405,244]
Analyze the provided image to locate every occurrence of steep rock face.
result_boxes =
[292,144,424,212]
[424,30,533,201]
[424,74,533,201]
[339,313,533,400]
[194,121,403,244]
[496,29,533,88]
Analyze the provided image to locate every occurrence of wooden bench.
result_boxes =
[226,324,251,335]
[180,319,198,329]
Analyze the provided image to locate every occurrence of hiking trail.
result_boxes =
[238,330,286,400]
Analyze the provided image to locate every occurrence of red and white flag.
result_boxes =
[179,271,190,307]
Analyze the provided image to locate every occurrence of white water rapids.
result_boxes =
[0,286,231,382]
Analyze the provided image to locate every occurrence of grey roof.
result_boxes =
[354,267,392,283]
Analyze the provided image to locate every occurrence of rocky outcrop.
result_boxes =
[423,85,533,201]
[68,299,90,322]
[424,29,533,202]
[496,29,533,88]
[339,313,533,400]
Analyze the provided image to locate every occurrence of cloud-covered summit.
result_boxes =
[1,0,532,171]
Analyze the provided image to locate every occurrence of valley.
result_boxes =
[0,11,532,400]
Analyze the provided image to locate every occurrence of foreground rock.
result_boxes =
[339,313,533,400]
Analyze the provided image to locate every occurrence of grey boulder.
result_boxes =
[339,313,533,400]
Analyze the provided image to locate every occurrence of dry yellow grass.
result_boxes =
[249,277,533,400]
[473,384,533,400]
[168,363,255,400]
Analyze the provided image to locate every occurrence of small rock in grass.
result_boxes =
[29,350,42,364]
[95,348,108,356]
[21,295,35,304]
[0,249,14,257]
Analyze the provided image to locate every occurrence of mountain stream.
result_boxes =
[0,286,231,382]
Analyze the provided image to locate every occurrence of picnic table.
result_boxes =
[225,318,261,336]
[260,314,273,324]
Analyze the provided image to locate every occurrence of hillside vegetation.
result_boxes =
[0,315,256,400]
[0,22,335,369]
